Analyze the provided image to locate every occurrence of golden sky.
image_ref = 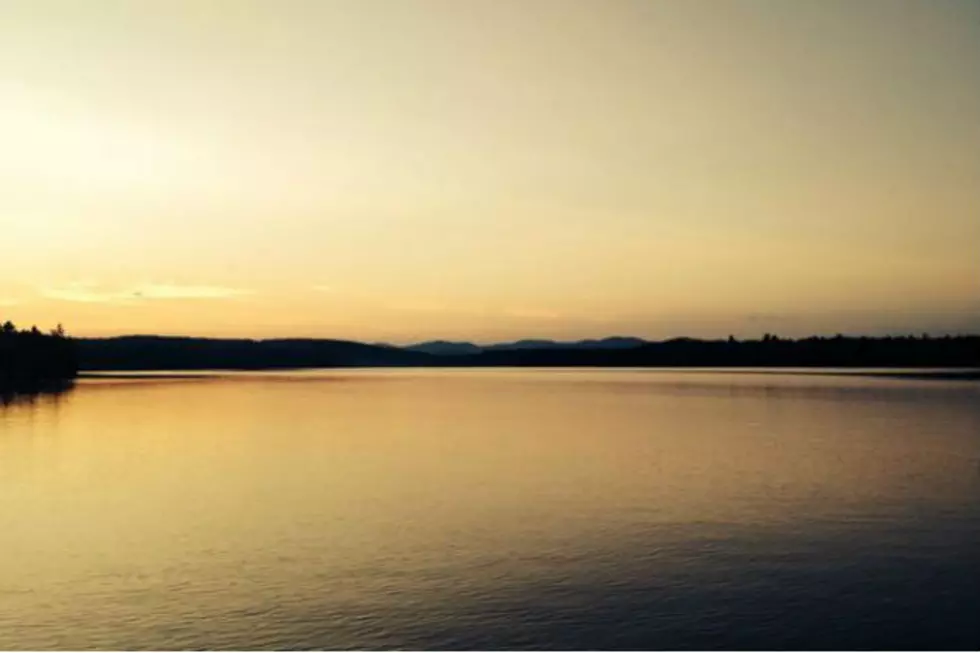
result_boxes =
[1,0,978,342]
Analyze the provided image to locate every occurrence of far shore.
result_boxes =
[77,368,980,381]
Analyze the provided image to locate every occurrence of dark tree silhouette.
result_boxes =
[0,319,77,393]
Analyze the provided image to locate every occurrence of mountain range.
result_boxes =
[72,334,980,371]
[403,336,649,355]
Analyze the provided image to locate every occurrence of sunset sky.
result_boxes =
[2,0,978,343]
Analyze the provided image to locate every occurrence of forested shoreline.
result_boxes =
[3,323,976,387]
[74,333,980,371]
[0,321,78,393]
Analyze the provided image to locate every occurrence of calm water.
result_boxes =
[2,369,978,650]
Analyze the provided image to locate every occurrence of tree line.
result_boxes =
[0,320,78,392]
[445,334,980,368]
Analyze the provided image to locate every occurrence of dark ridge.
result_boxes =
[73,333,980,371]
[74,336,433,370]
[481,336,649,351]
[405,340,485,356]
[443,334,980,368]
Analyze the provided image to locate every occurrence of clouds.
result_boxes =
[40,282,250,303]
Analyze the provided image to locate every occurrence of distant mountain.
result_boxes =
[575,336,649,349]
[404,336,649,355]
[404,340,484,356]
[482,339,561,351]
[484,336,649,351]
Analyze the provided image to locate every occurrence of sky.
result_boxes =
[1,0,978,343]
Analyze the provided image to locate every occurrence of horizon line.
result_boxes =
[69,331,980,346]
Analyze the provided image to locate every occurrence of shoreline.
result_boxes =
[77,368,980,381]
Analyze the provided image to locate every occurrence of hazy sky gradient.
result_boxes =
[2,0,978,342]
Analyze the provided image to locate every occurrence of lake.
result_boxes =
[1,369,978,650]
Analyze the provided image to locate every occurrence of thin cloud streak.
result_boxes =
[135,284,251,300]
[40,282,251,303]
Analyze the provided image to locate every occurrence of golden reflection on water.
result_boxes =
[1,370,978,649]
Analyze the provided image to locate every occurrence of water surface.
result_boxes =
[2,369,978,649]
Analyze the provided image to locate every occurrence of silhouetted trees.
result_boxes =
[444,334,979,368]
[0,320,77,392]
